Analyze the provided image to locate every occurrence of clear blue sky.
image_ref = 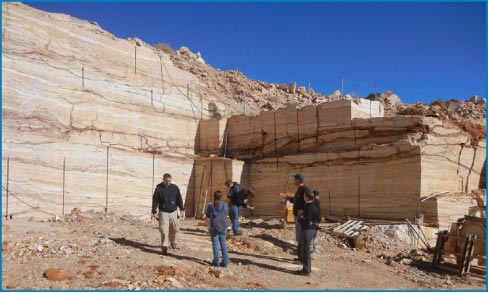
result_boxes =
[26,2,486,104]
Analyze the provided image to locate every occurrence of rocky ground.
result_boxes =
[2,209,485,290]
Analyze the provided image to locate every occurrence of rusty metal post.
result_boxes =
[5,156,9,220]
[328,191,331,217]
[62,157,66,215]
[358,175,361,218]
[159,57,165,94]
[152,153,155,193]
[134,46,137,74]
[105,146,109,212]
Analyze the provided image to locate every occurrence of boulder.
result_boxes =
[177,46,190,55]
[297,86,307,95]
[133,38,142,46]
[278,83,288,91]
[43,268,72,281]
[195,52,206,64]
[328,90,342,100]
[380,91,402,106]
[288,82,297,94]
[446,100,461,112]
[469,95,479,104]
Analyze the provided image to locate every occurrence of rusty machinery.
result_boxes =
[433,206,486,276]
[278,174,296,228]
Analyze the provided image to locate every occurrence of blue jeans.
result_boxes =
[229,204,241,234]
[298,229,316,274]
[210,229,229,267]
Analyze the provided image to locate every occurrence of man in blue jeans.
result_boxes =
[225,180,254,236]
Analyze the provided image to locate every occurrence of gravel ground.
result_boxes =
[2,209,485,290]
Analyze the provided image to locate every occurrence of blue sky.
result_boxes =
[26,2,486,104]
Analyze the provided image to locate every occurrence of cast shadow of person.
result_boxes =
[109,237,208,266]
[229,256,297,275]
[250,233,295,253]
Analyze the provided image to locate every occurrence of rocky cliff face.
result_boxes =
[2,3,485,221]
[1,3,211,218]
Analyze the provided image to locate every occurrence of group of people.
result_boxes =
[151,172,320,277]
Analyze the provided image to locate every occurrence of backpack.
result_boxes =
[211,203,231,233]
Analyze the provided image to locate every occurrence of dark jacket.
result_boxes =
[230,188,250,208]
[228,182,241,205]
[151,183,184,214]
[299,201,320,230]
[289,185,311,216]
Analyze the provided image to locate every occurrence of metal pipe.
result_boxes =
[6,156,9,220]
[105,146,109,212]
[62,157,65,215]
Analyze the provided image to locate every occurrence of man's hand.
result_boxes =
[248,206,255,210]
[297,209,304,216]
[153,213,159,221]
[180,210,185,220]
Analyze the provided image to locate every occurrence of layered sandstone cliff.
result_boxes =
[2,3,485,225]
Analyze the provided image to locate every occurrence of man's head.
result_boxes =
[224,179,234,189]
[292,173,304,187]
[163,173,172,186]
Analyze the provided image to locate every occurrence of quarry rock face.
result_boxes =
[2,3,207,218]
[197,102,485,224]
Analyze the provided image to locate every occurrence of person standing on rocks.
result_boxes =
[206,191,230,268]
[286,173,311,253]
[225,180,255,236]
[152,173,185,255]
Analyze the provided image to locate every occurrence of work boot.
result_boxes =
[234,230,243,236]
[162,246,168,255]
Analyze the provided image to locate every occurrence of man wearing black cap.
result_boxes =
[286,173,311,255]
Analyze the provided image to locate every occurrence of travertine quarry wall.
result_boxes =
[2,3,484,225]
[198,100,386,158]
[197,107,485,224]
[2,3,211,218]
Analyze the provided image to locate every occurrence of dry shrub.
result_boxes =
[154,43,175,55]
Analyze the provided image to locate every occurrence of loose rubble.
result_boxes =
[2,209,485,290]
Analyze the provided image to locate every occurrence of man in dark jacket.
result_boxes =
[152,173,185,255]
[297,190,319,276]
[286,173,311,247]
[225,180,254,235]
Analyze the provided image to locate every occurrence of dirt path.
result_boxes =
[2,210,485,290]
